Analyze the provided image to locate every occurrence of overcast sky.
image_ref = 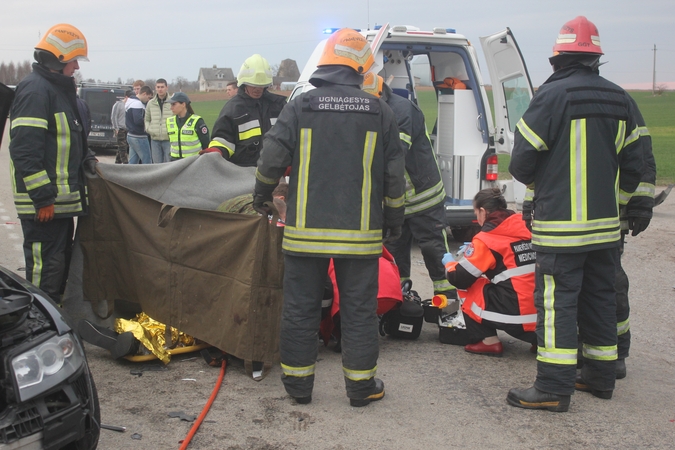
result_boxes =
[2,0,673,89]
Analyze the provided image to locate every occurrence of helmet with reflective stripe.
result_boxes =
[552,16,603,56]
[35,24,89,64]
[237,54,273,87]
[362,72,383,97]
[318,28,374,74]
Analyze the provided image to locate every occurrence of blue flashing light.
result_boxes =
[323,28,340,34]
[446,28,456,33]
[374,25,382,30]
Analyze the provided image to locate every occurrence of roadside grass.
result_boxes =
[191,90,674,184]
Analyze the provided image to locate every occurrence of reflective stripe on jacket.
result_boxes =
[256,83,406,258]
[167,114,203,158]
[509,65,644,253]
[445,212,536,330]
[9,64,88,219]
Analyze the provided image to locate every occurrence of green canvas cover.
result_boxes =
[78,155,284,375]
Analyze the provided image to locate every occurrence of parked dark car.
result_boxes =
[77,83,131,151]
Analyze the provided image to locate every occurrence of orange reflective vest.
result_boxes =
[446,213,536,331]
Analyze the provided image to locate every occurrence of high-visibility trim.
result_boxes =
[516,119,548,151]
[615,120,626,153]
[570,118,588,222]
[284,227,382,241]
[255,169,279,185]
[404,180,445,215]
[399,132,412,148]
[168,115,202,158]
[54,112,71,195]
[537,347,577,365]
[31,242,42,287]
[543,274,555,349]
[208,137,235,156]
[532,217,620,231]
[582,344,618,361]
[617,318,630,336]
[470,302,537,325]
[623,124,641,147]
[23,170,50,191]
[524,186,534,202]
[343,365,377,381]
[238,120,262,141]
[321,298,332,308]
[384,195,405,209]
[361,131,376,230]
[631,182,655,198]
[11,117,48,129]
[433,279,454,292]
[618,189,633,206]
[532,230,620,247]
[281,363,315,377]
[490,264,535,284]
[296,128,312,229]
[282,237,381,256]
[270,118,278,126]
[458,259,483,278]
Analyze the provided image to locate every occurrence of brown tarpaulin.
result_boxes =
[78,167,284,371]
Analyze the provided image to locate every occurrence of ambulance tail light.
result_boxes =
[486,154,498,181]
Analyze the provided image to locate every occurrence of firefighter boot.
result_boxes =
[349,378,385,407]
[574,375,613,399]
[507,386,570,412]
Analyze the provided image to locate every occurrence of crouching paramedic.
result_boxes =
[253,28,406,407]
[9,23,97,303]
[444,188,537,357]
[363,74,456,300]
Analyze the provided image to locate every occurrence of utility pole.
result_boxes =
[652,44,657,95]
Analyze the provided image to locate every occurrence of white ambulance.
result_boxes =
[290,25,533,241]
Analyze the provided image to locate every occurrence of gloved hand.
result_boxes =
[522,201,533,231]
[628,217,650,236]
[382,226,402,243]
[199,147,222,156]
[84,158,98,175]
[36,204,55,222]
[442,252,455,266]
[252,193,272,216]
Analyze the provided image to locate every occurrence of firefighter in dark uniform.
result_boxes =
[253,28,406,407]
[444,188,537,357]
[507,16,644,412]
[9,23,97,303]
[363,74,456,300]
[200,54,287,167]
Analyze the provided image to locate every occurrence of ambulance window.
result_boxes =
[502,75,530,132]
[410,55,437,127]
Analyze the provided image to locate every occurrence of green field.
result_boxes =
[192,89,674,184]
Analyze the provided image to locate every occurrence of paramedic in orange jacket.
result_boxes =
[444,188,537,357]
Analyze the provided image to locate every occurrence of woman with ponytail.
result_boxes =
[443,188,537,357]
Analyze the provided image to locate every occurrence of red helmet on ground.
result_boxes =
[552,16,603,56]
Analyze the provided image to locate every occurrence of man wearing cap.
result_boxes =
[167,92,210,160]
[9,23,97,303]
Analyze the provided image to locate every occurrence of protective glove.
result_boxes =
[628,217,650,236]
[382,226,402,243]
[442,252,455,266]
[199,147,222,156]
[36,204,55,222]
[84,158,98,175]
[252,193,272,216]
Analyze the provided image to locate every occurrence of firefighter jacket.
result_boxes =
[144,93,173,140]
[209,88,287,167]
[9,63,90,219]
[509,65,644,253]
[255,83,406,258]
[445,210,536,330]
[167,114,209,159]
[381,84,445,217]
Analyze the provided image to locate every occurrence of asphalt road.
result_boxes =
[1,135,674,449]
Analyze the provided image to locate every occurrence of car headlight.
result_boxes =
[11,333,84,401]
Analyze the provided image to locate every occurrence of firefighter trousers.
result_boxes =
[534,248,619,395]
[280,254,379,400]
[385,203,453,294]
[20,218,75,303]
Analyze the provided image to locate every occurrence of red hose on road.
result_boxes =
[178,359,227,450]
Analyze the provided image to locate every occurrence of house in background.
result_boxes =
[198,65,235,92]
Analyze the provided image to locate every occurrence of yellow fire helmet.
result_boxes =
[35,23,89,63]
[237,54,273,87]
[318,28,374,74]
[362,72,383,97]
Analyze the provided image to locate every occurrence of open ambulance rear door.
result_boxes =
[479,28,533,155]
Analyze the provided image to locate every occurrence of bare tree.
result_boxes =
[173,76,188,92]
[7,62,16,85]
[655,83,669,96]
